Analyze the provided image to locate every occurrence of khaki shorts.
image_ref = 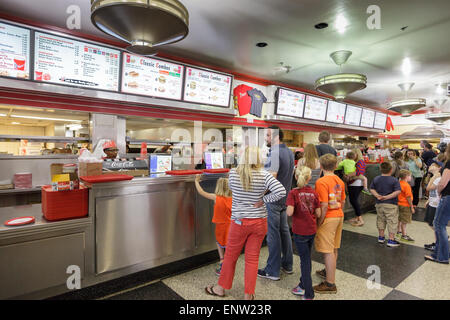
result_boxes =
[376,203,399,235]
[398,205,412,224]
[315,217,344,253]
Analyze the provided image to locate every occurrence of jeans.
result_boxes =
[432,196,450,262]
[348,186,363,217]
[293,234,315,299]
[263,203,293,277]
[218,218,267,294]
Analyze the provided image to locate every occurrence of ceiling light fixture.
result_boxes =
[0,113,6,117]
[401,57,412,76]
[256,42,268,48]
[315,50,367,100]
[315,22,328,29]
[11,122,20,125]
[10,115,82,122]
[426,112,450,124]
[388,83,426,116]
[335,15,349,34]
[90,0,189,56]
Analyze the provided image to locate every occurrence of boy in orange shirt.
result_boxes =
[313,154,346,294]
[396,169,415,242]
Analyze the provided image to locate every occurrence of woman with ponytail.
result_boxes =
[286,166,322,300]
[205,146,286,300]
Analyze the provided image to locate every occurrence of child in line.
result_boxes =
[337,151,369,192]
[313,154,346,294]
[370,162,402,247]
[396,170,415,242]
[424,162,442,251]
[286,166,321,300]
[195,175,232,275]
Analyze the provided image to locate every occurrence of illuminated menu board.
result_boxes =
[122,53,184,100]
[344,105,362,126]
[326,101,346,124]
[275,88,305,118]
[183,67,232,107]
[0,22,30,79]
[303,95,328,121]
[34,32,120,90]
[360,108,376,128]
[374,112,388,130]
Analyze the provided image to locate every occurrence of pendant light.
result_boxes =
[90,0,189,55]
[315,50,367,101]
[426,112,450,124]
[388,83,426,117]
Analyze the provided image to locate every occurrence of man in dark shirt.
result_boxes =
[258,126,294,280]
[421,143,436,168]
[316,131,337,157]
[370,162,402,247]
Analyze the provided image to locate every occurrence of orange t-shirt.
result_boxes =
[213,196,232,224]
[315,174,346,218]
[398,180,413,207]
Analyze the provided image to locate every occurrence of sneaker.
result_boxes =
[387,239,400,247]
[215,263,222,276]
[378,236,385,244]
[281,267,294,274]
[316,269,326,280]
[400,235,415,242]
[395,232,402,239]
[291,286,305,296]
[424,243,436,251]
[313,281,337,294]
[257,269,280,281]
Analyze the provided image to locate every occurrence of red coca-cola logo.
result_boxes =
[14,58,25,71]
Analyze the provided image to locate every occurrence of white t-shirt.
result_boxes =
[429,177,441,208]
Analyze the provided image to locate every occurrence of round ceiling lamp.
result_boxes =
[400,126,445,139]
[425,112,450,124]
[91,0,189,56]
[315,50,367,101]
[388,83,426,116]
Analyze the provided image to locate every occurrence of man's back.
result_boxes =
[316,144,337,157]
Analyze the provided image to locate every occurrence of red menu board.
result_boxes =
[0,22,30,79]
[34,32,120,91]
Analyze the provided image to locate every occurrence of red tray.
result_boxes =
[42,185,88,221]
[166,170,204,175]
[203,169,230,174]
[80,174,134,183]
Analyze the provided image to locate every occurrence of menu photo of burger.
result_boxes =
[189,81,196,90]
[157,76,166,84]
[128,71,139,77]
[127,81,138,88]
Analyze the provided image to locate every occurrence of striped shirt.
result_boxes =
[229,168,286,220]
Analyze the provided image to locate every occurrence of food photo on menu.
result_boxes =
[0,22,30,79]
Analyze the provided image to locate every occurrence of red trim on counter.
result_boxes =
[0,13,388,115]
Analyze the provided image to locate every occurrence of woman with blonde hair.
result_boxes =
[297,144,321,188]
[204,146,286,300]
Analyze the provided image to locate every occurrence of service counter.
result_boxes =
[0,173,224,299]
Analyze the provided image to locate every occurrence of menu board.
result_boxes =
[275,88,305,118]
[122,53,184,100]
[374,112,388,130]
[0,22,30,79]
[183,67,232,107]
[344,105,362,126]
[360,108,376,128]
[326,101,346,123]
[34,32,120,90]
[303,95,328,121]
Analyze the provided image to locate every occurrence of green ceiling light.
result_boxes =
[315,51,367,101]
[91,0,189,56]
[388,83,426,116]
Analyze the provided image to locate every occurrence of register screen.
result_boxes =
[205,152,224,169]
[150,154,172,173]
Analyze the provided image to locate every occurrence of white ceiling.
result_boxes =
[0,0,449,114]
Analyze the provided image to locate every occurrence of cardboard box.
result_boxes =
[78,162,103,177]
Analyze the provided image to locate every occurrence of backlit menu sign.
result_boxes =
[0,22,30,79]
[303,95,328,121]
[360,108,376,128]
[374,112,388,130]
[275,88,305,118]
[34,32,120,90]
[344,105,362,126]
[122,53,184,100]
[326,101,346,124]
[183,67,232,107]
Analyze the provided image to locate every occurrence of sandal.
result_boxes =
[205,285,225,297]
[351,221,364,227]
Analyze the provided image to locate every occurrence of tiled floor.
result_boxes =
[49,209,449,300]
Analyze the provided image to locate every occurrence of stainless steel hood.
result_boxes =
[400,126,445,139]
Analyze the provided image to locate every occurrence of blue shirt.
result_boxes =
[370,175,401,205]
[265,143,294,205]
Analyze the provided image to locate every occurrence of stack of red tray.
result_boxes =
[165,170,204,175]
[41,185,88,221]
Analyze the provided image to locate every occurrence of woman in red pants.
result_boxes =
[205,146,286,300]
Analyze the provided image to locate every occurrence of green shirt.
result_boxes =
[407,159,423,178]
[337,159,356,175]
